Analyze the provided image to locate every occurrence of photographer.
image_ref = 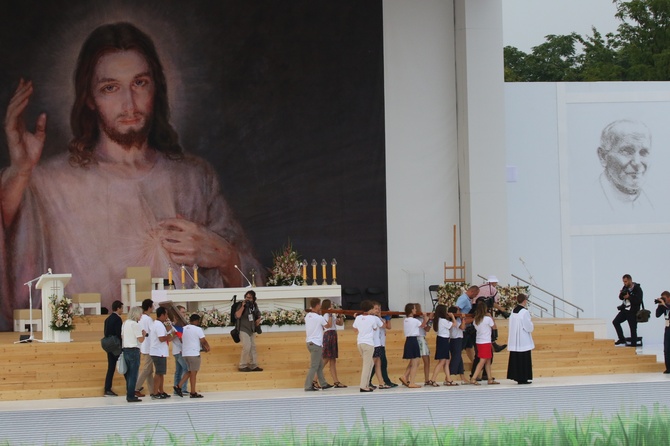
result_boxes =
[613,274,643,347]
[655,291,670,374]
[235,290,263,372]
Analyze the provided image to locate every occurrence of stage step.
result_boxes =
[0,318,662,401]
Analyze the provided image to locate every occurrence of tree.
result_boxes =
[504,0,670,81]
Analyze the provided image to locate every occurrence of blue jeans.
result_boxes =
[173,353,189,392]
[123,348,140,401]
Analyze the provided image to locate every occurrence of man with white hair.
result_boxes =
[597,119,652,211]
[476,275,511,320]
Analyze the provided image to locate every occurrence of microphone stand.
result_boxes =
[234,265,253,288]
[15,275,43,344]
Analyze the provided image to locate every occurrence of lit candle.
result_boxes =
[181,265,186,285]
[331,258,337,281]
[311,259,317,285]
[168,267,173,285]
[321,259,327,284]
[302,260,307,281]
[193,264,198,284]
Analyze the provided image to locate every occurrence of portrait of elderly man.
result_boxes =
[597,119,652,211]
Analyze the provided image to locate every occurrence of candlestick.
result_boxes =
[321,259,327,285]
[311,259,317,286]
[302,260,307,286]
[181,264,186,289]
[331,258,337,285]
[168,266,173,289]
[193,264,199,289]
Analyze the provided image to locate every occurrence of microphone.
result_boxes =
[290,268,300,287]
[234,265,253,288]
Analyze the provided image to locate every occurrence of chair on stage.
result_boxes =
[428,285,440,311]
[71,293,102,315]
[13,309,42,332]
[365,287,388,310]
[121,267,164,310]
[342,287,363,313]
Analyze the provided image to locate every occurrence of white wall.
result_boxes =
[383,0,508,311]
[383,0,459,311]
[506,82,670,344]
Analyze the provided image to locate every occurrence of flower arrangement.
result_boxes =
[266,241,304,286]
[260,309,305,327]
[197,308,231,329]
[437,282,469,307]
[195,308,306,328]
[436,283,531,314]
[49,294,75,331]
[497,285,531,311]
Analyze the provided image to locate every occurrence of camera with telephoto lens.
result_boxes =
[655,297,666,305]
[619,290,629,300]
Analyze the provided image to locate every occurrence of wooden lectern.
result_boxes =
[36,273,72,342]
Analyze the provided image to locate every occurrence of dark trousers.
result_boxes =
[123,348,141,401]
[368,346,393,386]
[664,326,670,371]
[105,351,119,392]
[613,309,637,344]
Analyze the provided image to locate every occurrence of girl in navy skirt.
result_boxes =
[428,305,457,386]
[400,303,427,388]
[447,305,469,384]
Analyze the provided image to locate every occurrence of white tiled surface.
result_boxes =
[1,372,669,445]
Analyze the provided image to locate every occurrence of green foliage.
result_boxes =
[23,403,670,446]
[505,0,670,81]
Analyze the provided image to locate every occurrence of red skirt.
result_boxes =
[476,343,493,359]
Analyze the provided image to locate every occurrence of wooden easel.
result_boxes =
[444,225,466,283]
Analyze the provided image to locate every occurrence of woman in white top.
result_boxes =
[121,306,145,402]
[448,305,469,385]
[428,305,457,386]
[321,299,346,388]
[399,303,428,388]
[470,301,499,385]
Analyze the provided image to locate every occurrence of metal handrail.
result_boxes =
[511,274,583,318]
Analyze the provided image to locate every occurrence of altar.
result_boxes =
[150,285,342,312]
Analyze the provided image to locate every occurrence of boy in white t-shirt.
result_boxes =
[175,313,210,398]
[353,300,383,392]
[149,307,174,399]
[304,298,333,391]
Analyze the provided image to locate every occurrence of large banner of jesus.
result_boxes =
[0,0,386,330]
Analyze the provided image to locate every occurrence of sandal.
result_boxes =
[444,381,459,387]
[426,380,440,387]
[461,381,471,385]
[399,377,409,387]
[312,380,322,389]
[333,382,347,388]
[407,383,422,388]
[377,384,391,389]
[488,380,500,385]
[189,392,204,398]
[470,380,481,386]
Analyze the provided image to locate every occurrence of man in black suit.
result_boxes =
[103,300,124,396]
[613,274,643,347]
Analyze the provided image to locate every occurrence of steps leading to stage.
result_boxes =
[0,318,662,401]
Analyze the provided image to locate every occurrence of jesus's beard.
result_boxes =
[99,113,152,150]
